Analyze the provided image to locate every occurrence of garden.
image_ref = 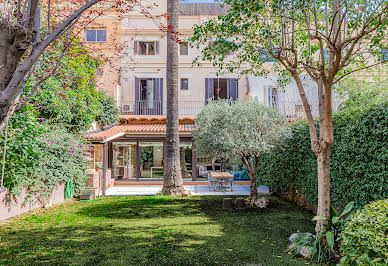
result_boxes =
[0,0,387,265]
[0,196,315,265]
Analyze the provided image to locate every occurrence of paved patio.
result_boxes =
[105,184,250,196]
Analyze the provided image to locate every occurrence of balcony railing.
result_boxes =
[119,99,340,119]
[119,100,204,116]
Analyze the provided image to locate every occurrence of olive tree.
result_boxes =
[190,0,387,229]
[193,100,290,206]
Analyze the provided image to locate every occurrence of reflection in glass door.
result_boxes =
[112,142,136,179]
[140,142,163,178]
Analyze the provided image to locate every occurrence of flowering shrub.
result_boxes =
[0,108,91,200]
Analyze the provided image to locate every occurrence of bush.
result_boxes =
[0,109,91,200]
[258,102,388,210]
[339,199,388,265]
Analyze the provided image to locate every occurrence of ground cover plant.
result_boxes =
[0,196,314,265]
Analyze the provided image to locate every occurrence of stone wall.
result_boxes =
[0,183,66,222]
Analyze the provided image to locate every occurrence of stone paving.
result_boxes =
[105,184,250,196]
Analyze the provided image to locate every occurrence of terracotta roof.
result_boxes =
[86,117,194,141]
[119,116,195,125]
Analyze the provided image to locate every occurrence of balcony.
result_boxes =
[119,100,204,116]
[118,99,340,120]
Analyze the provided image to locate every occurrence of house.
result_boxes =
[81,0,348,194]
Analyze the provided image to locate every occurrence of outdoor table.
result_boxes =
[209,171,234,191]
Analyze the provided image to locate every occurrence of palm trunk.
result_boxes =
[162,0,187,196]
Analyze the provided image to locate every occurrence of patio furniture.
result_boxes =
[208,171,234,191]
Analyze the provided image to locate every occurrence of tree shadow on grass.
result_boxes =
[0,196,315,265]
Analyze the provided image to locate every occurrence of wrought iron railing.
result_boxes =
[118,99,341,119]
[119,100,204,116]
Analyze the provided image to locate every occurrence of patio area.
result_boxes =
[105,183,250,196]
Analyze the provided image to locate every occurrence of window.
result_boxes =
[381,48,388,62]
[134,41,159,55]
[180,78,189,91]
[179,42,189,56]
[85,29,106,42]
[268,87,279,110]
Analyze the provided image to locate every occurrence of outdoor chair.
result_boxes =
[207,172,215,191]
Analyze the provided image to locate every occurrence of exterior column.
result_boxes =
[102,142,108,196]
[136,139,140,181]
[192,141,197,181]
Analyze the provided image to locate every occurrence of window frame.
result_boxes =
[180,78,189,91]
[85,28,107,42]
[135,41,160,56]
[179,42,189,56]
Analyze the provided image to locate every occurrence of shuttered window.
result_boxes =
[134,41,160,55]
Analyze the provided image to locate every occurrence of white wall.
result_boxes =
[248,75,321,118]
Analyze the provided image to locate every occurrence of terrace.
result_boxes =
[117,99,332,121]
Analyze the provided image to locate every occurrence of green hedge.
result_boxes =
[258,102,388,210]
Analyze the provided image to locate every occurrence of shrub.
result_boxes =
[339,199,388,265]
[258,102,388,210]
[1,109,91,200]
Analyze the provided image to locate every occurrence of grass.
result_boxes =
[0,196,315,265]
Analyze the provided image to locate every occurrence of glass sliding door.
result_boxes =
[180,143,192,179]
[140,142,164,178]
[112,142,136,179]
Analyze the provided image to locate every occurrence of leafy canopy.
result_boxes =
[193,100,291,160]
[190,0,387,84]
[26,38,119,133]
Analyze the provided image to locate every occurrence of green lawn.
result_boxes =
[0,196,315,265]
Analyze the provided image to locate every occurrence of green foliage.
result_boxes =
[311,202,355,262]
[339,199,388,265]
[258,103,388,210]
[193,100,290,160]
[190,0,387,81]
[95,95,120,128]
[337,67,388,110]
[0,108,91,200]
[27,39,118,132]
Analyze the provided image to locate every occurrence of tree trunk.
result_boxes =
[315,78,334,232]
[242,156,259,206]
[316,147,331,231]
[162,0,188,196]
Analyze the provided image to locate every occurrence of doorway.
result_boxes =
[213,78,228,100]
[140,142,164,178]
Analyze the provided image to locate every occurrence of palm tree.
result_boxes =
[162,0,188,196]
